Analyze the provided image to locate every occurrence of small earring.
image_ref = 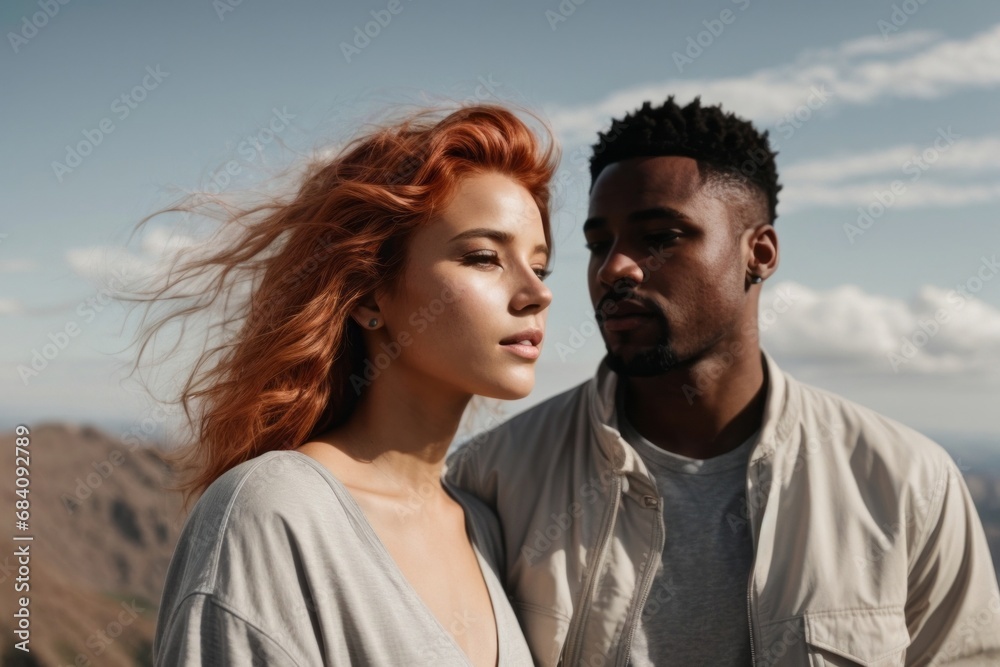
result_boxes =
[748,274,763,284]
[368,318,378,328]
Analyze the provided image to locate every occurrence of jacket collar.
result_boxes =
[586,346,801,474]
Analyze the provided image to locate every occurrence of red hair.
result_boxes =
[125,104,559,511]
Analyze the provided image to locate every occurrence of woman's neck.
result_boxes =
[318,365,471,496]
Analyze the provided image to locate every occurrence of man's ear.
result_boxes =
[746,224,779,280]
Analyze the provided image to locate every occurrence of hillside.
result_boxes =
[0,423,185,666]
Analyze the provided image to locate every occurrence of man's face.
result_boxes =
[584,155,750,377]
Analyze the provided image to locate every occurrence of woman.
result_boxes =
[144,104,559,665]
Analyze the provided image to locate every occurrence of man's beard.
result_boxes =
[602,313,682,377]
[605,341,680,377]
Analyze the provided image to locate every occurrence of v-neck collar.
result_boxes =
[284,449,505,667]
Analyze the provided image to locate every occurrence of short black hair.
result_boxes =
[589,96,782,226]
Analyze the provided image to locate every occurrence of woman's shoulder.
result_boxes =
[169,451,354,582]
[156,451,367,664]
[195,450,338,521]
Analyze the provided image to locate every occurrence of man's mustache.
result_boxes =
[594,292,662,323]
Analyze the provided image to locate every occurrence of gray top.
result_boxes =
[617,387,757,666]
[152,449,534,666]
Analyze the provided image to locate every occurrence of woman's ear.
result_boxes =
[350,294,383,330]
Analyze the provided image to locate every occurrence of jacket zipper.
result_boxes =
[746,469,759,667]
[747,579,757,666]
[617,498,663,667]
[560,473,622,666]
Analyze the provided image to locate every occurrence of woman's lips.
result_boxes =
[500,341,541,359]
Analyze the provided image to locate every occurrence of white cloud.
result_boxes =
[780,181,1000,213]
[783,134,1000,184]
[64,226,216,299]
[827,30,942,58]
[760,280,1000,379]
[776,132,1000,212]
[545,23,1000,145]
[139,227,200,258]
[65,245,155,292]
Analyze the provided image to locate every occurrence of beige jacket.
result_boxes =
[445,349,1000,666]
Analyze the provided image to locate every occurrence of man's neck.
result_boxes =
[619,347,767,460]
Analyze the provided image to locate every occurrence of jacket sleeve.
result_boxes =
[154,593,303,667]
[904,455,1000,665]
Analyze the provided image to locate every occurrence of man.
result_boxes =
[446,97,1000,666]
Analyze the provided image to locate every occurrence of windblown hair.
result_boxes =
[589,96,782,225]
[125,104,559,511]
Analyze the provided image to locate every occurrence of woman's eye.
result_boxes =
[463,251,500,268]
[534,267,552,281]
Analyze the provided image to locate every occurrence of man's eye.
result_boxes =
[584,241,610,253]
[646,232,680,245]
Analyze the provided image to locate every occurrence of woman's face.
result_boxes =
[373,171,553,400]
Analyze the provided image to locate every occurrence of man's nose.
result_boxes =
[597,248,645,287]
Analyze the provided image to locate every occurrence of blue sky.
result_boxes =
[2,0,999,445]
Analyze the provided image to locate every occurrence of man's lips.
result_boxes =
[597,300,658,331]
[602,314,655,332]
